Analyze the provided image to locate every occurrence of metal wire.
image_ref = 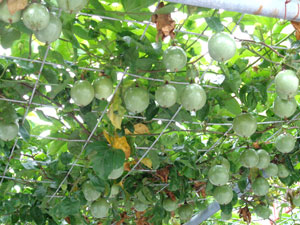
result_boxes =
[121,105,182,182]
[0,44,52,186]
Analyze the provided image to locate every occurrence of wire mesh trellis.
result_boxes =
[0,1,299,224]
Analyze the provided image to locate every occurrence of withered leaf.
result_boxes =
[7,0,28,15]
[156,166,170,183]
[151,2,176,42]
[291,21,300,40]
[239,206,251,223]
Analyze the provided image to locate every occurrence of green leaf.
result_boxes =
[155,4,176,14]
[224,98,241,115]
[30,206,45,225]
[1,28,21,49]
[122,0,157,12]
[222,71,242,93]
[85,141,110,156]
[42,68,59,84]
[205,17,224,32]
[92,149,125,179]
[59,152,73,165]
[53,197,81,218]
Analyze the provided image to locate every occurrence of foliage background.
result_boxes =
[0,0,300,224]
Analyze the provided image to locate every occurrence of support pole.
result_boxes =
[166,0,300,22]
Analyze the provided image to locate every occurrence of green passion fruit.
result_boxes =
[82,181,100,202]
[163,46,187,72]
[208,165,229,186]
[34,14,62,43]
[264,163,278,177]
[70,80,95,107]
[155,84,177,108]
[252,177,269,196]
[178,204,193,221]
[277,164,290,178]
[93,77,113,100]
[275,70,299,100]
[180,84,207,111]
[90,199,110,218]
[240,149,259,168]
[163,198,178,212]
[0,0,21,24]
[233,113,257,137]
[213,185,233,205]
[256,149,270,169]
[274,96,297,118]
[0,122,19,141]
[124,87,149,114]
[275,133,295,153]
[56,0,88,13]
[22,3,50,31]
[254,205,272,219]
[208,32,236,62]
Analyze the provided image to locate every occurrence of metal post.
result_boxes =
[166,0,300,22]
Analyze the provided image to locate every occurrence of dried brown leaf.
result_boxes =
[291,21,300,40]
[152,2,176,41]
[239,206,251,223]
[156,166,170,183]
[7,0,27,15]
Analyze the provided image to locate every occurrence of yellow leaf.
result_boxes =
[7,0,28,15]
[125,123,149,135]
[141,158,152,169]
[104,131,131,159]
[107,91,126,129]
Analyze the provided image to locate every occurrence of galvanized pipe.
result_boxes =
[166,0,300,21]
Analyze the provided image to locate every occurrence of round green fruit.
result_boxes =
[264,163,278,177]
[71,80,95,107]
[155,84,177,108]
[93,77,113,100]
[134,200,148,212]
[163,46,187,72]
[221,157,230,173]
[213,185,233,205]
[277,164,290,178]
[57,0,88,13]
[0,122,18,141]
[293,194,300,207]
[178,204,193,221]
[208,32,236,62]
[90,199,109,218]
[82,181,100,202]
[180,84,206,111]
[22,3,50,31]
[34,14,62,43]
[240,149,259,168]
[274,96,297,118]
[124,87,149,114]
[275,133,295,154]
[254,205,271,219]
[0,0,21,24]
[275,70,299,100]
[208,165,229,186]
[233,113,257,137]
[252,177,269,196]
[256,149,270,169]
[108,166,124,180]
[163,198,178,212]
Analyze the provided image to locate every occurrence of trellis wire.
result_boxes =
[47,67,129,202]
[121,105,182,182]
[0,175,55,184]
[48,0,159,200]
[0,45,52,186]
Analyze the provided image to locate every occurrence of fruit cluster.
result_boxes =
[0,0,87,43]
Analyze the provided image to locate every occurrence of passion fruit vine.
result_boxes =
[252,177,269,196]
[208,165,229,186]
[240,149,259,168]
[0,122,19,141]
[213,185,233,205]
[275,70,299,100]
[273,96,297,118]
[275,133,295,154]
[93,77,113,100]
[124,87,149,114]
[155,84,177,108]
[34,14,62,43]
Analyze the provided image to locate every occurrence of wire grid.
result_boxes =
[0,1,297,208]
